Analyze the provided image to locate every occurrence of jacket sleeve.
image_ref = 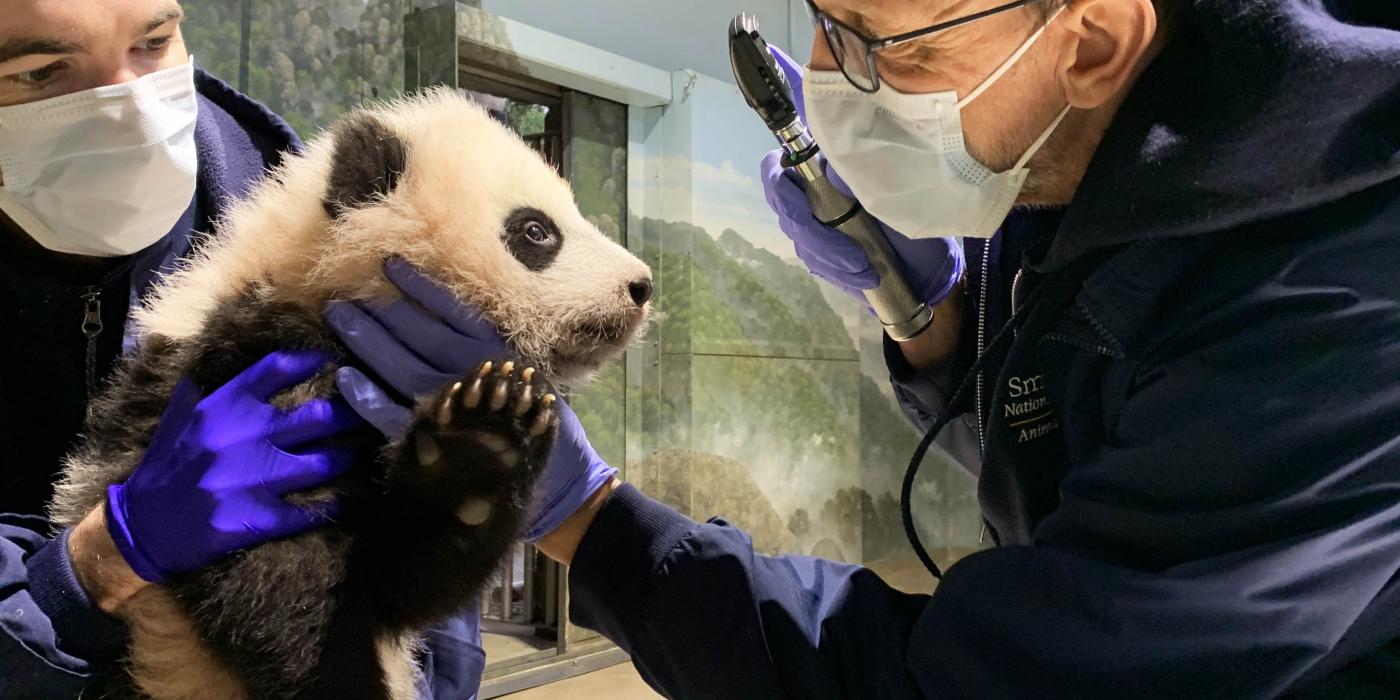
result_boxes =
[571,266,1400,698]
[884,234,987,477]
[884,334,982,477]
[1,517,128,697]
[568,484,930,700]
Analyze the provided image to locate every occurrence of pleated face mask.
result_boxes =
[0,59,199,257]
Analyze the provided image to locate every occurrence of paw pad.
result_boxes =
[456,498,493,526]
[405,358,561,529]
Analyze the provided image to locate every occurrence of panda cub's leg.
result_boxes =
[354,359,558,632]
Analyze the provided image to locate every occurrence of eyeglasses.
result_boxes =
[804,0,1048,93]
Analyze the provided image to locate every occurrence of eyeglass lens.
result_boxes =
[819,16,878,91]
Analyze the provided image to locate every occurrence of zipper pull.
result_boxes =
[81,286,104,405]
[1010,267,1025,316]
[81,286,104,339]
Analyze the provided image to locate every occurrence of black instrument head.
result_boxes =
[728,13,799,132]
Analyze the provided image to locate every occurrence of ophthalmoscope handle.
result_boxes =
[801,172,933,341]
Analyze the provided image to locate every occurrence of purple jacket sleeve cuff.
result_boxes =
[567,483,697,642]
[25,529,129,662]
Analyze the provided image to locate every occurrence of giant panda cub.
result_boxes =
[48,88,652,700]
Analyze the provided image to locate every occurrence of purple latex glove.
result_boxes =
[327,257,618,542]
[106,350,363,583]
[760,45,964,310]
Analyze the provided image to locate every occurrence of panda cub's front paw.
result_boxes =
[402,359,558,528]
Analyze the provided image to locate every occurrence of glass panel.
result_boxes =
[856,316,982,585]
[563,92,630,472]
[180,1,243,84]
[451,79,571,669]
[675,76,860,362]
[692,354,861,561]
[559,91,629,647]
[172,0,408,137]
[628,75,984,594]
[242,2,350,135]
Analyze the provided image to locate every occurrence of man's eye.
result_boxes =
[9,62,65,88]
[138,36,173,53]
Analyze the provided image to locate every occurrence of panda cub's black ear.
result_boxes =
[322,112,408,219]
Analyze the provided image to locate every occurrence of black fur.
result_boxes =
[322,113,408,219]
[502,207,563,271]
[70,288,557,698]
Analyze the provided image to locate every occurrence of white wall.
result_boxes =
[477,0,814,86]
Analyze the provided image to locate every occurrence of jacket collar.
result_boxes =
[1043,238,1213,359]
[1041,0,1400,271]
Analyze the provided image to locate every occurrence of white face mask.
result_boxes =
[804,10,1070,239]
[0,59,199,257]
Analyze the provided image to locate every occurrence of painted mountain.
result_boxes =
[608,217,982,564]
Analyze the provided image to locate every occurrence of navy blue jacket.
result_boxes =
[0,70,482,698]
[569,2,1400,697]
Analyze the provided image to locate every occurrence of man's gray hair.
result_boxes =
[1040,0,1177,25]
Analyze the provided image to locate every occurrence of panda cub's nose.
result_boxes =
[628,278,653,306]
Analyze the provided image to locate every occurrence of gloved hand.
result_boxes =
[327,257,618,542]
[760,46,964,311]
[106,350,364,584]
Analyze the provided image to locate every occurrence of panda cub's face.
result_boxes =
[318,89,652,384]
[492,204,652,382]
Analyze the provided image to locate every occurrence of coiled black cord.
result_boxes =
[900,285,1045,579]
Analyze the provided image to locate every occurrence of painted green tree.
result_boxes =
[182,0,412,138]
[180,1,242,82]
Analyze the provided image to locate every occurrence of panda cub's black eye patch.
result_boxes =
[503,207,562,271]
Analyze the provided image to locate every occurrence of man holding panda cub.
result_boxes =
[0,1,558,696]
[343,0,1400,696]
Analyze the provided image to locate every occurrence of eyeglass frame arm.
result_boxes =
[804,0,1049,92]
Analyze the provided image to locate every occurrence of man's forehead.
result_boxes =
[815,0,1001,37]
[0,0,183,36]
[0,0,182,57]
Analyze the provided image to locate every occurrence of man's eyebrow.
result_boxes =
[0,38,82,67]
[146,7,185,33]
[939,0,986,20]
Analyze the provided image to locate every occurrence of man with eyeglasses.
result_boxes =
[458,0,1397,696]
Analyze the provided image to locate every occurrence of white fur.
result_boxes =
[379,634,423,700]
[136,87,650,383]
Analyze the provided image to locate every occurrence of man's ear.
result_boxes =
[322,112,407,219]
[1056,0,1158,110]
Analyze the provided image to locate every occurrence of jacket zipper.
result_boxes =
[975,244,991,457]
[979,267,1030,450]
[974,245,993,545]
[976,255,1029,547]
[81,286,104,404]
